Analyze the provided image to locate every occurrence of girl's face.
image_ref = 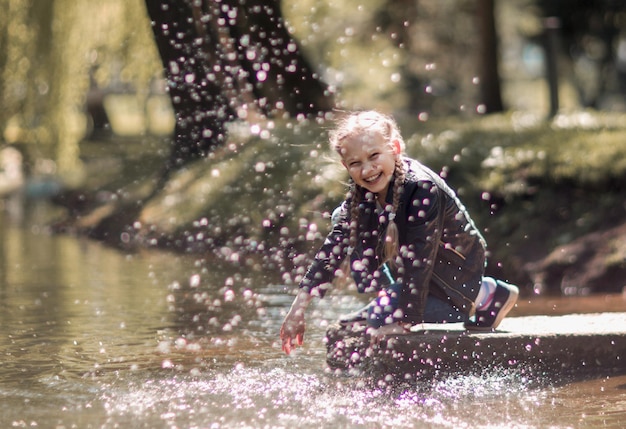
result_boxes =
[339,131,401,203]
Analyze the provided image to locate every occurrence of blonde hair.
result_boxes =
[330,111,406,266]
[329,110,405,154]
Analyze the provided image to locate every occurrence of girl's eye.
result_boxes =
[370,153,380,160]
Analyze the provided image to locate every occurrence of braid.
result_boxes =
[336,183,361,279]
[348,183,361,255]
[383,159,406,265]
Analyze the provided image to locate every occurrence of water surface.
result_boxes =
[1,206,626,428]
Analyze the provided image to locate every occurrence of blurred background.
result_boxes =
[1,2,626,426]
[1,0,626,295]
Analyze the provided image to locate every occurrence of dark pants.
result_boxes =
[366,282,468,328]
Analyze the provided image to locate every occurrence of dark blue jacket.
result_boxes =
[299,157,487,322]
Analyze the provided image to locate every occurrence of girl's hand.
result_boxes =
[280,290,313,355]
[280,312,305,355]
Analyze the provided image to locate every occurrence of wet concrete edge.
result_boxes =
[325,313,626,380]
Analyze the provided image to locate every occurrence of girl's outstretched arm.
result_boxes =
[280,290,313,355]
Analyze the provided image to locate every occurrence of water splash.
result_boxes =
[99,364,548,428]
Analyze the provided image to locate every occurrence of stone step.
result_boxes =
[325,312,626,381]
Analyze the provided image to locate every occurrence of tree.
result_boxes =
[366,0,503,115]
[476,0,503,113]
[538,0,626,109]
[144,0,334,173]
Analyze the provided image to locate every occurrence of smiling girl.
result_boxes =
[280,111,518,355]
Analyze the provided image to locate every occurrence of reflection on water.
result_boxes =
[1,205,626,428]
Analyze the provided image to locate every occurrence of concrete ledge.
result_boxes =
[325,313,626,380]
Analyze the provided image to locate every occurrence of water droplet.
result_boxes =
[158,341,170,353]
[168,61,180,75]
[189,274,201,287]
[250,124,261,134]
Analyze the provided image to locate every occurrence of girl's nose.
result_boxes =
[362,161,374,175]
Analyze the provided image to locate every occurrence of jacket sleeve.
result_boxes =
[298,202,351,297]
[397,180,445,322]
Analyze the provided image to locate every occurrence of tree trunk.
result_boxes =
[145,0,234,171]
[223,0,334,116]
[145,0,334,172]
[476,0,504,113]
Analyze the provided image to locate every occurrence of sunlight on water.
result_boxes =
[1,210,626,428]
[100,366,544,428]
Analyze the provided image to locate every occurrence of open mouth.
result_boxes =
[364,172,382,183]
